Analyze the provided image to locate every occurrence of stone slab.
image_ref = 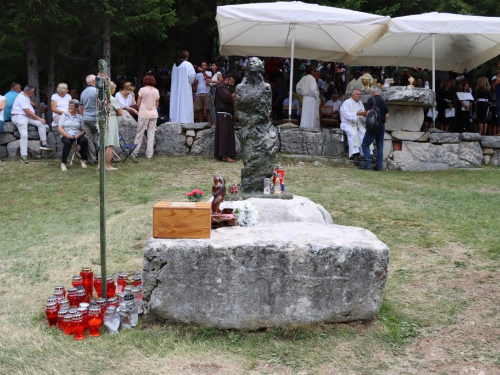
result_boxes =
[143,221,390,329]
[243,195,333,224]
[279,129,344,157]
[385,105,424,132]
[387,141,482,171]
[181,122,212,131]
[460,132,482,142]
[391,131,429,142]
[356,87,435,108]
[480,136,500,148]
[430,133,460,144]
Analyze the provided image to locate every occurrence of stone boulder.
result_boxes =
[142,222,390,329]
[2,122,17,133]
[387,141,482,171]
[385,106,424,132]
[155,122,189,156]
[224,195,334,225]
[279,129,344,157]
[7,140,43,159]
[191,127,241,156]
[0,132,16,145]
[0,145,7,158]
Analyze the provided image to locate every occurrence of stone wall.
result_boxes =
[2,111,498,169]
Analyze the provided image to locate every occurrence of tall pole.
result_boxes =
[288,24,296,123]
[431,34,436,124]
[96,59,109,299]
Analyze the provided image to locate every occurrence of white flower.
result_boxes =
[233,202,260,227]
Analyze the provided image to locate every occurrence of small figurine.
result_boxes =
[407,76,415,88]
[273,174,282,194]
[211,175,226,214]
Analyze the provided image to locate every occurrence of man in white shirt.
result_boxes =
[340,89,369,165]
[324,92,341,119]
[193,61,212,123]
[11,84,52,163]
[169,50,196,123]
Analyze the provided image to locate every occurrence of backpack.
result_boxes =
[365,96,382,133]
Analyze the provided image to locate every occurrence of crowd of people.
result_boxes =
[2,54,499,167]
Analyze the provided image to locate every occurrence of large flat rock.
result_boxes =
[385,105,424,132]
[388,141,482,171]
[143,222,390,329]
[279,129,344,157]
[480,136,500,148]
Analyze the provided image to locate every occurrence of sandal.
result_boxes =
[222,157,236,163]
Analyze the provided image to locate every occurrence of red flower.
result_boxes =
[186,191,195,196]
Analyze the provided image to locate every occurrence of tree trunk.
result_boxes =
[47,23,55,124]
[27,34,40,115]
[103,17,111,77]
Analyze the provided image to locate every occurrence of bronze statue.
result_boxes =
[211,175,226,214]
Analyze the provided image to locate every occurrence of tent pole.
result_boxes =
[288,24,295,123]
[432,33,436,126]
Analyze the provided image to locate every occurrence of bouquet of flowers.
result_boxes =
[233,202,260,227]
[185,188,204,202]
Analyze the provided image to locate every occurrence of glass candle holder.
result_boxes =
[54,285,66,297]
[88,307,102,337]
[106,277,116,298]
[57,309,68,330]
[93,274,102,298]
[72,313,85,340]
[80,267,93,300]
[64,314,74,335]
[45,302,58,327]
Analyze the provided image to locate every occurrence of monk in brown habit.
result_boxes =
[214,74,236,162]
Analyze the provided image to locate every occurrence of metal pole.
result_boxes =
[96,59,108,299]
[431,34,436,126]
[288,24,296,123]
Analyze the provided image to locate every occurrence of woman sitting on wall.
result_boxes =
[115,81,138,120]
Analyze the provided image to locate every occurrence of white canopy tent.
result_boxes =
[216,1,390,121]
[349,12,500,105]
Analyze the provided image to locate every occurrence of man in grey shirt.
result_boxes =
[80,74,98,164]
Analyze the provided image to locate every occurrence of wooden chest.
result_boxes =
[153,202,211,239]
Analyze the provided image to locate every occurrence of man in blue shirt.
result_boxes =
[3,82,22,122]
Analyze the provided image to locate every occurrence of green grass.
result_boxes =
[0,155,499,374]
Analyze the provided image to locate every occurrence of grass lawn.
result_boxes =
[0,155,499,375]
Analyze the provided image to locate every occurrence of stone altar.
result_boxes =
[142,196,390,329]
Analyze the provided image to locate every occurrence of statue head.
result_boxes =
[246,57,264,85]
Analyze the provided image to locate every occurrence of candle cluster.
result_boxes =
[45,267,144,340]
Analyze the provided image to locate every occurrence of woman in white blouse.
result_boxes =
[51,83,72,128]
[209,62,224,124]
[58,99,88,171]
[115,81,138,119]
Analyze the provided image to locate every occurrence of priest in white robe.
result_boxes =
[340,88,372,164]
[169,50,196,123]
[296,66,320,129]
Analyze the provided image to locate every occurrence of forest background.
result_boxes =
[1,0,500,104]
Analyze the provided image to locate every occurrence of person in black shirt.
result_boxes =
[360,85,389,171]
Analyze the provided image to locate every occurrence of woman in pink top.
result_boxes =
[133,75,160,158]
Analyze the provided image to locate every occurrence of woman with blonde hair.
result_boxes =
[475,76,492,135]
[116,81,138,119]
[51,83,72,128]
